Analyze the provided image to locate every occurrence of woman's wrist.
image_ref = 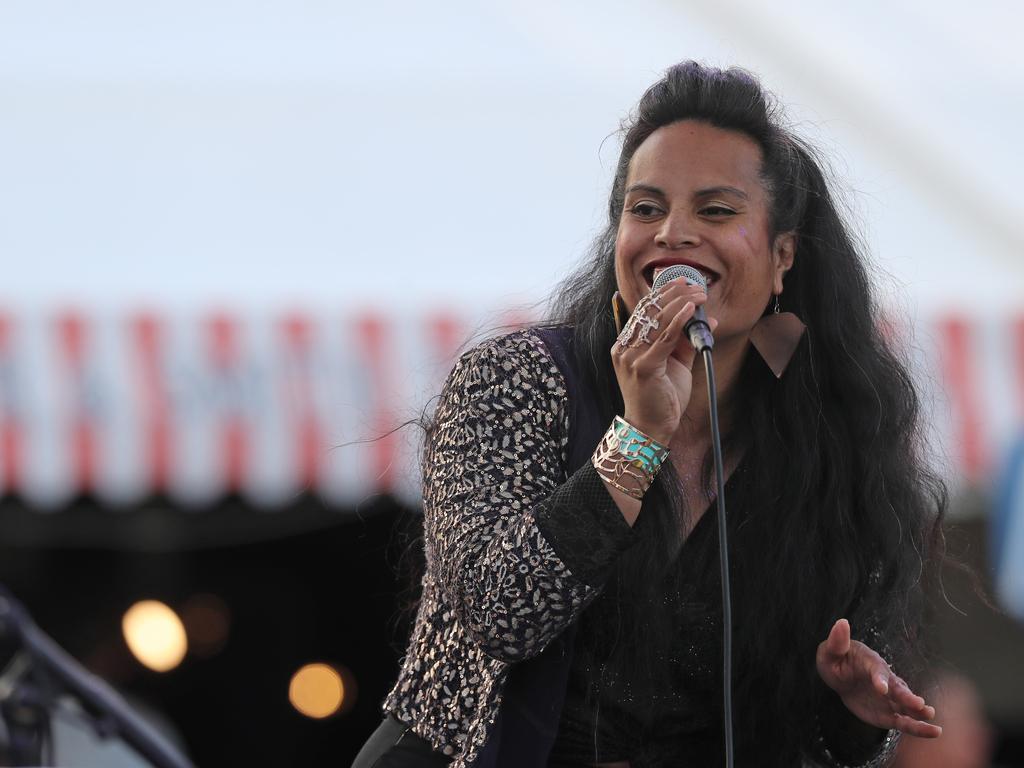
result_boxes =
[815,688,897,767]
[621,409,675,447]
[591,416,671,499]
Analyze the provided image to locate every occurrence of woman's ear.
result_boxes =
[772,232,797,295]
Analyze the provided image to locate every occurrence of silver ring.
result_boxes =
[616,291,664,348]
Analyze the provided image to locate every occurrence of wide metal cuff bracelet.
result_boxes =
[591,416,670,499]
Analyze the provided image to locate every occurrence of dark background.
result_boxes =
[0,493,415,766]
[1,493,1022,767]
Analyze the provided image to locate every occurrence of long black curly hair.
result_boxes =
[544,61,947,758]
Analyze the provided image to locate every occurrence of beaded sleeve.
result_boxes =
[422,331,638,662]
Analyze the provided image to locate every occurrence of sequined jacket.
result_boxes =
[381,328,898,768]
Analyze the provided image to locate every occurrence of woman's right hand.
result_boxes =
[611,278,713,445]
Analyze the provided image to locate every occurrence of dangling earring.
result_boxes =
[749,293,806,378]
[611,291,628,335]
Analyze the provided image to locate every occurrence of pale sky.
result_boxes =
[1,0,1021,315]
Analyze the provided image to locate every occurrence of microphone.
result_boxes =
[652,264,714,352]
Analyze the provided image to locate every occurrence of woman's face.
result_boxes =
[614,119,795,347]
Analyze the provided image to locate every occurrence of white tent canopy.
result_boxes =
[0,1,1022,509]
[1,0,1020,313]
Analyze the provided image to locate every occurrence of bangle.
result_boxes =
[591,416,670,499]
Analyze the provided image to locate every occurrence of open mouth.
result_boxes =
[645,263,719,290]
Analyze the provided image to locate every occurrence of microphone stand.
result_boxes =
[664,266,733,768]
[0,585,195,768]
[647,265,735,766]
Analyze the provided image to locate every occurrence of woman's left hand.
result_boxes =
[815,619,942,738]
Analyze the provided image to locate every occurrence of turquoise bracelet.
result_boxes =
[592,416,670,499]
[611,416,669,475]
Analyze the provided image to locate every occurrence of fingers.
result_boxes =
[652,288,707,332]
[873,663,941,737]
[860,656,890,697]
[888,675,936,720]
[892,713,943,739]
[653,300,691,349]
[617,294,708,368]
[667,304,701,370]
[824,618,852,659]
[855,647,934,720]
[613,285,703,350]
[647,284,708,348]
[647,282,708,330]
[886,675,941,737]
[864,706,941,739]
[852,639,894,698]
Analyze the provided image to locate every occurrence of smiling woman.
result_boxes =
[615,122,792,347]
[352,61,946,768]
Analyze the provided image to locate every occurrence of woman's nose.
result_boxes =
[655,213,700,249]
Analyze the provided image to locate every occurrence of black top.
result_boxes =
[531,326,889,768]
[547,473,737,768]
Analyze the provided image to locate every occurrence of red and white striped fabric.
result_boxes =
[0,308,1020,508]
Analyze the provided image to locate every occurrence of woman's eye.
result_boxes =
[629,202,663,217]
[701,205,736,217]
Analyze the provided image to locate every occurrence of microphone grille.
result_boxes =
[652,264,706,292]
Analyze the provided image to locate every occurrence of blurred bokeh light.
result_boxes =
[122,599,188,672]
[179,592,231,658]
[288,662,346,720]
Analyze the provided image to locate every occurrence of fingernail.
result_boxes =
[878,676,889,694]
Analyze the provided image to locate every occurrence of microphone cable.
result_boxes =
[702,346,734,768]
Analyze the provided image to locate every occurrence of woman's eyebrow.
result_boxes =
[625,183,749,200]
[624,183,666,197]
[694,185,749,200]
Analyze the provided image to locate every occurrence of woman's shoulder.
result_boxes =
[459,325,570,361]
[446,326,571,396]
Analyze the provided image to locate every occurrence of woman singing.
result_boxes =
[353,61,945,768]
